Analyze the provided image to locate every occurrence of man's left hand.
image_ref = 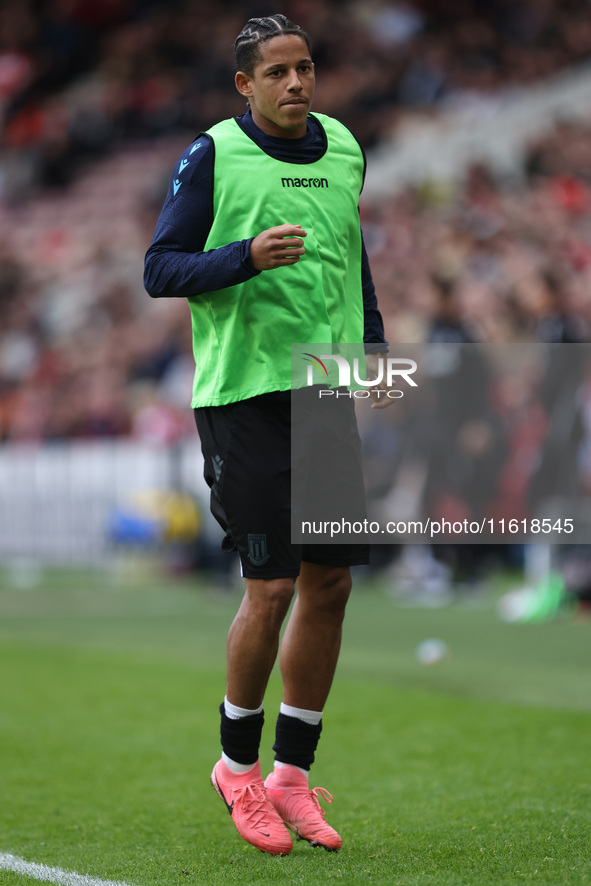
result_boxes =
[365,352,396,409]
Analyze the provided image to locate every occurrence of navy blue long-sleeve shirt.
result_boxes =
[144,111,387,350]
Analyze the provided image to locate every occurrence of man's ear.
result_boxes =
[235,71,253,98]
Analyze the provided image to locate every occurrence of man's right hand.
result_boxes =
[250,224,307,270]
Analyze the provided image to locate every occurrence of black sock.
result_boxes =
[273,712,323,771]
[219,702,264,766]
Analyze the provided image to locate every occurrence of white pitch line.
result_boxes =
[0,853,134,886]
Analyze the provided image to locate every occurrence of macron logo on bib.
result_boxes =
[281,177,329,189]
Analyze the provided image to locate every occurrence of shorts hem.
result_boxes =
[301,553,370,568]
[240,565,301,580]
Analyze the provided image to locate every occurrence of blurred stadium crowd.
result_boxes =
[0,0,590,546]
[0,0,590,607]
[1,0,591,444]
[2,0,591,177]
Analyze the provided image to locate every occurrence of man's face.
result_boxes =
[235,34,315,139]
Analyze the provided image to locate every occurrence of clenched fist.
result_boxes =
[250,223,307,270]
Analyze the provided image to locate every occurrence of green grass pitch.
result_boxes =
[0,565,589,886]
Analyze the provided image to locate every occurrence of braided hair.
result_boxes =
[235,14,312,76]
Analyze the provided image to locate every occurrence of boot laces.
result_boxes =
[239,782,279,832]
[288,785,334,821]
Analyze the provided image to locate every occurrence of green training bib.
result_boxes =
[189,113,365,407]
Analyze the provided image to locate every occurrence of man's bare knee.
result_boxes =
[244,577,296,627]
[298,565,352,617]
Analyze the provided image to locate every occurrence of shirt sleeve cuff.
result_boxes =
[364,341,389,354]
[242,238,262,276]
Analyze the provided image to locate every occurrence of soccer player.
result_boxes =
[144,14,388,856]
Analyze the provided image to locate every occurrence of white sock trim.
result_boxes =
[224,696,263,720]
[274,760,309,778]
[280,702,323,726]
[222,753,257,774]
